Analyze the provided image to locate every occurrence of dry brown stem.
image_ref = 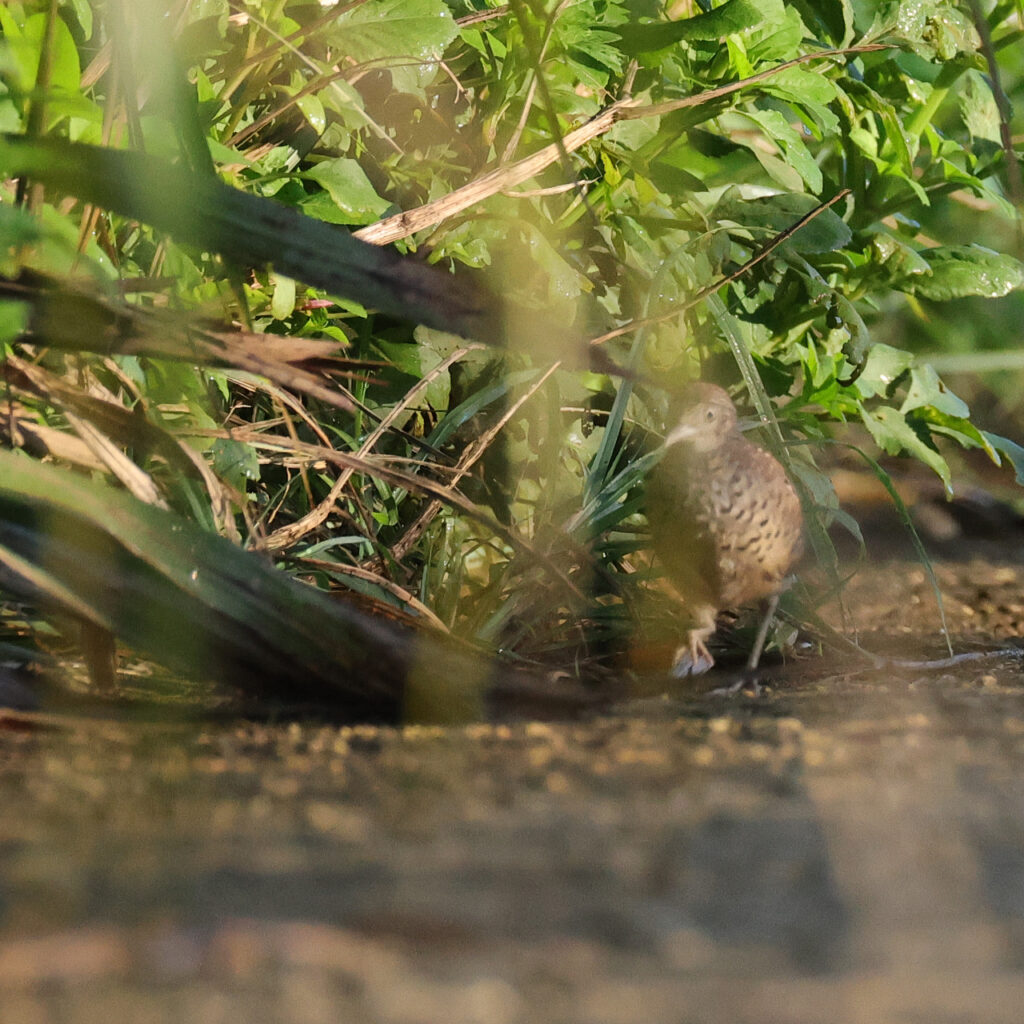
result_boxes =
[354,45,889,247]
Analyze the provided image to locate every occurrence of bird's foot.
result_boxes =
[669,635,715,677]
[709,673,764,698]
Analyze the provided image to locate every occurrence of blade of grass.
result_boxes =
[0,136,495,340]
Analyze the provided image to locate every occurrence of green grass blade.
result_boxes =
[0,135,493,340]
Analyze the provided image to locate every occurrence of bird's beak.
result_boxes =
[663,422,698,447]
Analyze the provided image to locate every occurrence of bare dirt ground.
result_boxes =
[3,546,1024,1023]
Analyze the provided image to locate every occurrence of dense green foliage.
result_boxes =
[0,0,1022,684]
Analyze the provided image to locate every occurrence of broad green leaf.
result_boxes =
[211,438,261,489]
[747,7,807,62]
[295,92,327,136]
[855,344,913,398]
[617,0,779,52]
[0,11,80,96]
[270,273,296,321]
[787,0,853,47]
[717,193,852,255]
[0,299,29,343]
[870,232,930,278]
[305,158,392,224]
[327,0,458,62]
[959,70,1001,143]
[759,67,840,134]
[901,245,1024,300]
[63,0,94,39]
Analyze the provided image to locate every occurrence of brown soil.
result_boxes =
[3,554,1024,1023]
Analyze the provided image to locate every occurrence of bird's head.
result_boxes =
[663,383,738,454]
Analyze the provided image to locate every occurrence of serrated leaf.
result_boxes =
[759,67,840,133]
[859,403,952,494]
[959,69,1001,143]
[747,7,807,62]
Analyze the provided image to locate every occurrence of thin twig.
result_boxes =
[456,5,510,27]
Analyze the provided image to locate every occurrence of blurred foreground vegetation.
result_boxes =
[0,0,1022,715]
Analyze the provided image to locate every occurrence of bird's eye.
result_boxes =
[705,409,716,421]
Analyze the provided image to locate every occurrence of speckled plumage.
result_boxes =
[647,383,803,674]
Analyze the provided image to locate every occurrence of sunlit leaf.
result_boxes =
[618,0,779,52]
[306,158,392,224]
[900,245,1024,300]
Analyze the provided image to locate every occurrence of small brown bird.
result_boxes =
[646,383,804,676]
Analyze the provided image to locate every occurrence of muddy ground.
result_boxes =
[4,549,1024,1023]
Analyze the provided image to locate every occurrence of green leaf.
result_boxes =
[984,432,1024,485]
[740,109,822,193]
[759,67,840,134]
[717,193,852,255]
[270,273,296,321]
[746,7,807,63]
[916,409,997,459]
[211,438,261,489]
[327,0,458,62]
[899,364,969,418]
[786,0,852,47]
[858,403,952,494]
[0,11,80,96]
[0,299,29,343]
[855,344,913,399]
[869,231,931,278]
[617,0,778,53]
[900,245,1024,300]
[295,92,327,136]
[959,70,1000,143]
[305,158,392,224]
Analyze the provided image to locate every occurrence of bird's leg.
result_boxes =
[747,593,781,671]
[708,596,783,697]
